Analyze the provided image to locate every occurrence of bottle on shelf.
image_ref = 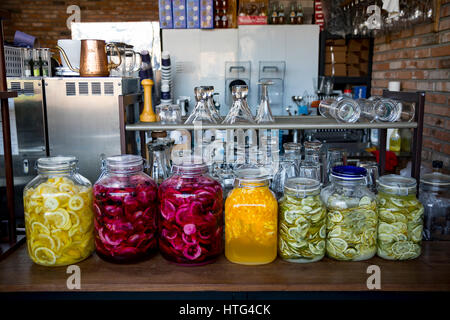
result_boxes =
[389,129,401,152]
[289,3,297,24]
[278,3,286,24]
[215,9,223,28]
[296,2,304,24]
[221,9,228,28]
[259,1,268,17]
[32,49,41,77]
[23,48,32,77]
[400,128,412,153]
[270,2,278,24]
[432,160,444,173]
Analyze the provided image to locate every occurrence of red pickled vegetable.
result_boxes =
[158,170,223,265]
[93,174,158,262]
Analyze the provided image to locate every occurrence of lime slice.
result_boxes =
[319,224,326,239]
[33,247,57,265]
[329,238,348,252]
[378,233,395,243]
[294,215,307,225]
[379,210,396,223]
[301,197,316,207]
[359,196,372,207]
[379,222,395,234]
[392,241,412,256]
[326,241,337,256]
[283,210,298,224]
[302,205,313,212]
[44,197,59,211]
[310,211,324,223]
[391,222,407,233]
[391,198,407,208]
[316,240,325,252]
[290,238,308,248]
[68,195,84,211]
[378,197,387,206]
[288,224,309,239]
[329,211,343,223]
[328,226,342,238]
[411,225,423,242]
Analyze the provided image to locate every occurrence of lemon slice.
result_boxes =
[68,210,81,229]
[378,233,395,243]
[310,210,324,223]
[392,241,412,256]
[359,196,372,207]
[51,229,72,252]
[58,183,75,194]
[283,210,298,224]
[329,238,348,252]
[31,222,50,235]
[326,241,337,256]
[329,211,343,223]
[68,195,84,211]
[391,198,407,208]
[294,216,307,225]
[319,224,326,239]
[411,225,423,242]
[391,222,407,233]
[44,209,71,230]
[301,197,315,207]
[379,210,395,223]
[44,197,59,211]
[328,226,342,238]
[288,224,309,239]
[33,247,57,265]
[378,222,395,234]
[316,240,325,251]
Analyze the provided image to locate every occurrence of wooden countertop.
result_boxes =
[1,242,449,293]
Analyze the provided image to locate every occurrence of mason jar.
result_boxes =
[377,175,424,260]
[93,155,158,263]
[158,161,223,265]
[23,156,94,266]
[225,167,278,265]
[321,166,378,261]
[419,172,450,240]
[278,178,326,263]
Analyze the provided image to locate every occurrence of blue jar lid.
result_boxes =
[331,165,367,180]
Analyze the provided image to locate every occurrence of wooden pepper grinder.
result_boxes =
[140,79,157,122]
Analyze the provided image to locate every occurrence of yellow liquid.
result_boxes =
[225,185,278,265]
[389,130,401,152]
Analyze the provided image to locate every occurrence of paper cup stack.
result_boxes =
[161,51,173,104]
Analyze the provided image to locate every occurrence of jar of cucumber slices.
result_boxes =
[279,178,326,263]
[377,175,424,260]
[321,166,378,261]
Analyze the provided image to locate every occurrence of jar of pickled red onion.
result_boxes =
[158,161,223,265]
[93,155,158,263]
[225,167,278,265]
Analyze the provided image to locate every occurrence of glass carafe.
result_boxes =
[23,156,95,266]
[147,140,172,185]
[225,167,278,265]
[279,177,326,263]
[319,96,361,123]
[203,86,222,122]
[271,156,297,199]
[158,161,223,265]
[325,147,346,185]
[377,175,424,260]
[321,166,378,261]
[255,81,275,123]
[222,85,255,124]
[300,140,324,183]
[185,87,217,124]
[93,155,158,263]
[283,142,302,174]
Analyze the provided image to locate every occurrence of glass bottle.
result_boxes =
[23,156,95,266]
[300,140,324,183]
[283,142,302,173]
[319,96,361,123]
[147,139,172,185]
[289,3,297,24]
[325,147,346,185]
[279,177,326,263]
[270,3,278,24]
[23,48,32,77]
[93,155,158,263]
[255,81,275,123]
[185,86,217,124]
[419,172,450,241]
[389,129,401,152]
[32,49,41,77]
[278,3,286,24]
[222,85,255,124]
[158,161,223,265]
[296,2,304,24]
[377,175,424,260]
[400,128,412,152]
[225,167,278,265]
[271,156,297,199]
[321,166,378,261]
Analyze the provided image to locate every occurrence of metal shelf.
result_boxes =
[126,116,418,131]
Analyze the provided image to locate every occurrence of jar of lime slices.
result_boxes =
[225,167,278,265]
[321,166,378,261]
[279,177,326,263]
[377,175,424,260]
[23,156,95,266]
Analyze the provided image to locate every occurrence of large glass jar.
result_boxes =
[420,172,450,240]
[93,155,158,263]
[225,168,278,265]
[321,166,378,261]
[23,156,94,266]
[158,161,223,265]
[377,175,424,260]
[279,178,326,263]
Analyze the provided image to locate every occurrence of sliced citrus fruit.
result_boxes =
[33,247,57,265]
[44,209,71,230]
[329,238,348,252]
[68,195,84,211]
[43,197,59,211]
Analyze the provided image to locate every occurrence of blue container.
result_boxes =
[187,0,200,28]
[159,0,173,29]
[172,0,187,28]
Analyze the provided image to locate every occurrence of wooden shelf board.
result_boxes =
[0,242,449,293]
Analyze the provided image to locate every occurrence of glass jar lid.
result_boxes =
[331,165,367,180]
[37,156,77,172]
[105,154,144,173]
[304,140,322,150]
[235,166,269,186]
[378,174,417,195]
[283,142,302,151]
[284,177,321,194]
[420,172,450,187]
[172,157,208,175]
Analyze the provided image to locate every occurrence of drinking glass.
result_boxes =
[319,96,361,123]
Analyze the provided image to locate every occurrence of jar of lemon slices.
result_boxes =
[321,166,378,261]
[23,156,94,266]
[225,167,278,265]
[377,175,424,260]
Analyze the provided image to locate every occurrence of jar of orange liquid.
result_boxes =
[225,167,278,265]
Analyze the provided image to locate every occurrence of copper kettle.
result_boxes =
[56,39,121,77]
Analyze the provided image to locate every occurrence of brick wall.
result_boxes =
[0,0,159,48]
[371,1,450,169]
